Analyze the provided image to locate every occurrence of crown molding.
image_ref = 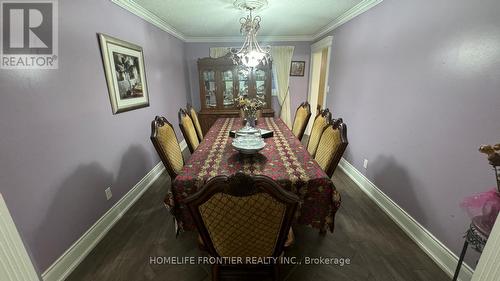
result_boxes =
[184,35,314,43]
[311,35,333,51]
[110,0,186,41]
[110,0,382,43]
[312,0,383,40]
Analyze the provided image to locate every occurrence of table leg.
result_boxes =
[452,240,469,281]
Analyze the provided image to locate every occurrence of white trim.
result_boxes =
[311,36,333,52]
[312,0,383,40]
[41,162,165,281]
[110,0,186,41]
[179,139,187,152]
[305,36,332,135]
[109,0,382,43]
[471,215,500,281]
[184,35,314,43]
[0,194,40,281]
[338,158,474,281]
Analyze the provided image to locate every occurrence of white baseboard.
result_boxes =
[338,158,474,281]
[41,162,165,281]
[471,215,500,281]
[179,139,187,152]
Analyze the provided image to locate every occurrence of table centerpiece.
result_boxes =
[237,95,265,129]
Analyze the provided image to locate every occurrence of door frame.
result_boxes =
[0,193,40,281]
[306,36,333,135]
[471,214,500,281]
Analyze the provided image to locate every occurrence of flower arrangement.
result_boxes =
[460,143,500,233]
[236,95,266,118]
[479,143,500,193]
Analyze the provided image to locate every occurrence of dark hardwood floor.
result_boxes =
[67,152,451,281]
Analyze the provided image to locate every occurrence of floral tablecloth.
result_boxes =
[170,117,341,233]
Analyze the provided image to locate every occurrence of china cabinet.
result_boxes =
[197,53,274,134]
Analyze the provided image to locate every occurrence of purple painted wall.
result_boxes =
[185,42,310,122]
[0,0,189,273]
[323,0,500,266]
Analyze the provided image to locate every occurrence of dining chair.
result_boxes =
[291,102,311,141]
[150,116,184,180]
[187,103,203,141]
[178,108,200,153]
[185,172,300,281]
[306,108,332,157]
[314,120,348,178]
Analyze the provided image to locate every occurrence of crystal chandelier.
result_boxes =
[231,1,271,68]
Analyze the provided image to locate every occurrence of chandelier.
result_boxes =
[231,1,271,68]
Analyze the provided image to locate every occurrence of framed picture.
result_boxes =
[290,61,305,76]
[98,33,149,114]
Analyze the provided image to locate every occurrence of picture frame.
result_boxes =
[290,61,305,77]
[98,33,149,114]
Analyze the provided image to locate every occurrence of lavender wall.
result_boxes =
[324,0,500,266]
[0,0,189,273]
[185,42,310,121]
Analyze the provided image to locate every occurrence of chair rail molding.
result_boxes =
[41,162,165,281]
[0,193,40,281]
[338,158,474,281]
[470,215,500,281]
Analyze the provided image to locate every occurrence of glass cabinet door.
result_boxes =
[255,68,266,100]
[221,69,234,108]
[202,70,216,108]
[237,68,250,97]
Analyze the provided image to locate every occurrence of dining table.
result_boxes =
[168,117,341,233]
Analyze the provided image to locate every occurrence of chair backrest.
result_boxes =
[185,172,300,259]
[178,108,200,153]
[314,120,348,178]
[150,116,184,179]
[187,103,203,141]
[307,108,332,157]
[291,102,311,141]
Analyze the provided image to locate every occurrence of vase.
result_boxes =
[245,116,256,128]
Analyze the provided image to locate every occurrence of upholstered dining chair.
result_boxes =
[178,108,200,153]
[150,116,184,180]
[291,102,311,141]
[314,120,348,178]
[185,172,300,281]
[187,103,203,141]
[306,108,332,157]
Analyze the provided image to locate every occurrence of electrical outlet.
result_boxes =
[363,159,368,169]
[105,187,112,200]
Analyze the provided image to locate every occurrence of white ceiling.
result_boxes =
[111,0,383,42]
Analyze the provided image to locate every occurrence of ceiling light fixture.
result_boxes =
[231,0,271,68]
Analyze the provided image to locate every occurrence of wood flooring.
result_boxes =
[67,150,451,281]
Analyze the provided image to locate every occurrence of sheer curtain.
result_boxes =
[209,47,230,58]
[271,46,294,127]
